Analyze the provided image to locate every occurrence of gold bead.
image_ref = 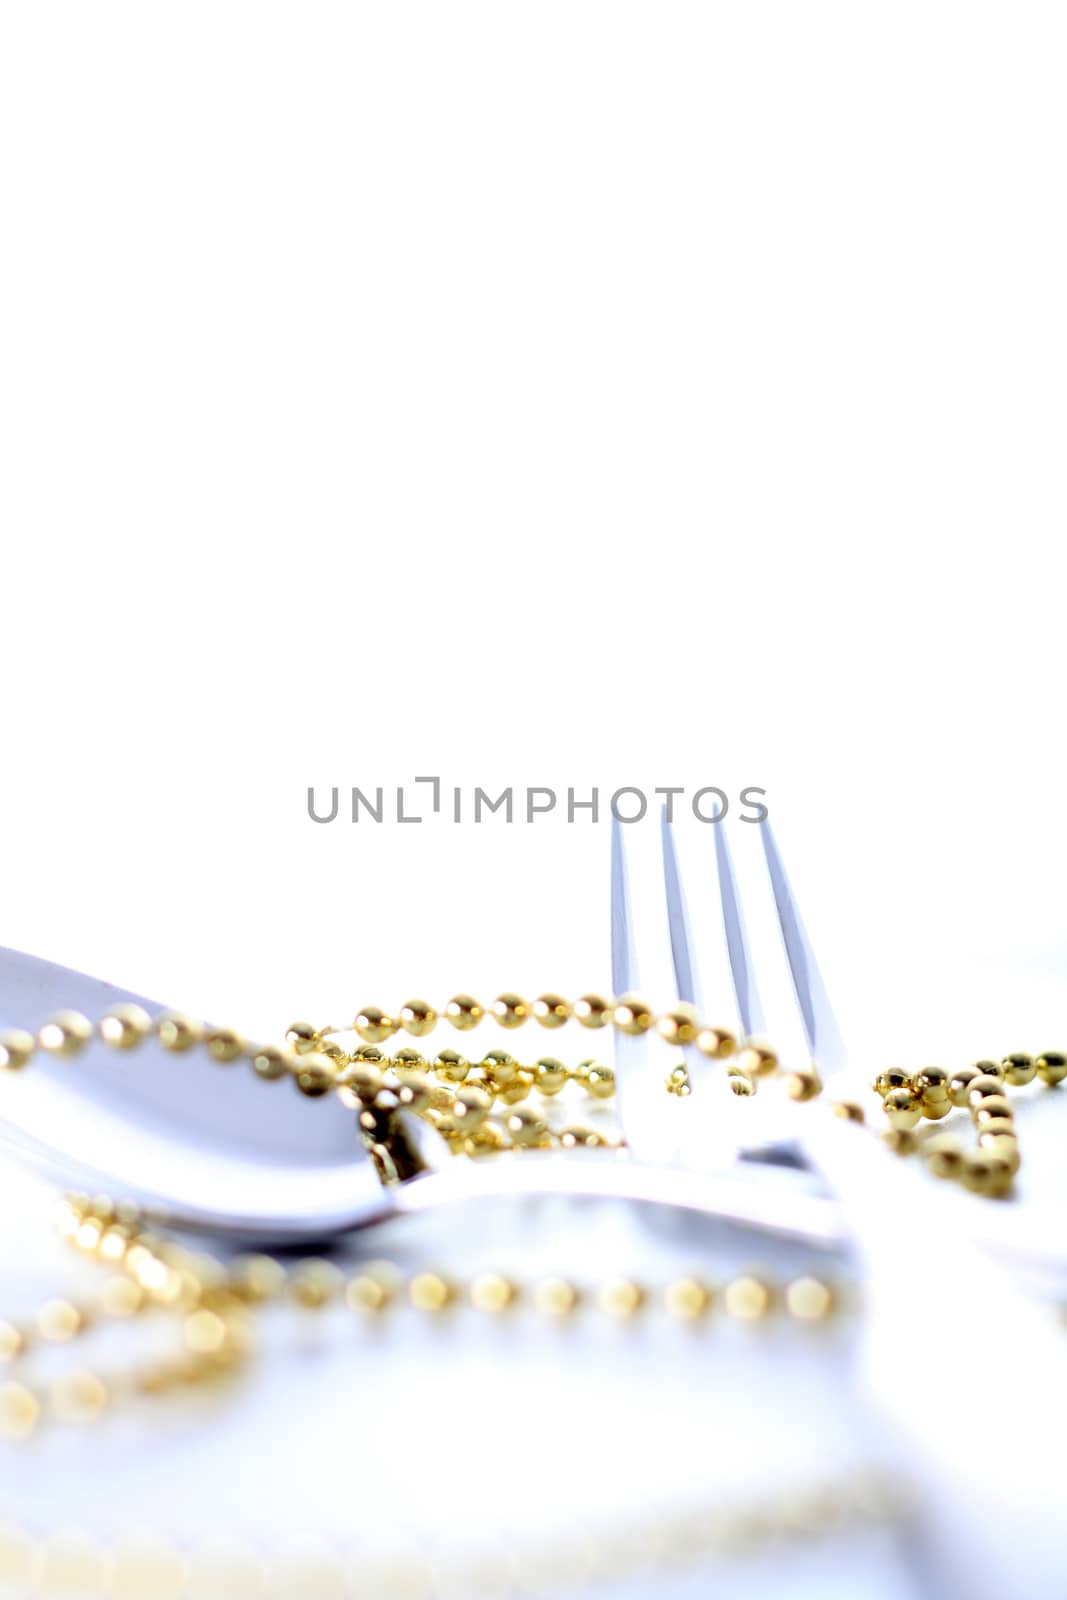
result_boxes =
[784,1068,822,1102]
[396,1072,435,1115]
[338,1061,385,1102]
[37,1010,92,1059]
[428,1082,456,1113]
[479,1047,518,1085]
[613,995,653,1035]
[533,1057,568,1095]
[183,1309,230,1355]
[354,1044,385,1063]
[490,992,529,1029]
[408,1272,453,1313]
[915,1067,952,1118]
[830,1100,865,1125]
[976,1117,1017,1145]
[0,1029,34,1072]
[533,993,571,1029]
[156,1012,203,1051]
[504,1106,547,1147]
[284,1020,320,1055]
[110,1535,186,1599]
[0,1381,40,1439]
[657,1005,699,1047]
[497,1070,534,1106]
[1036,1050,1067,1086]
[973,1095,1012,1124]
[574,993,613,1029]
[74,1216,104,1251]
[464,1122,511,1157]
[962,1151,1014,1197]
[250,1044,291,1082]
[353,1006,395,1044]
[1001,1052,1037,1087]
[948,1066,982,1107]
[882,1127,919,1155]
[294,1051,339,1097]
[972,1058,1005,1083]
[37,1298,85,1342]
[665,1063,691,1097]
[584,1064,616,1100]
[229,1254,287,1303]
[0,1321,26,1361]
[883,1088,921,1129]
[433,1048,469,1083]
[39,1531,109,1594]
[729,1073,756,1096]
[0,1523,34,1587]
[1036,1049,1067,1088]
[980,1135,1021,1175]
[559,1124,607,1149]
[99,1003,153,1049]
[914,1066,949,1098]
[203,1025,243,1064]
[450,1085,492,1133]
[288,1259,342,1309]
[397,999,436,1037]
[967,1074,1006,1106]
[785,1277,836,1322]
[392,1046,427,1077]
[696,1024,739,1060]
[98,1224,133,1263]
[736,1039,777,1076]
[724,1275,773,1320]
[99,1276,145,1318]
[663,1277,711,1320]
[346,1262,399,1313]
[874,1066,913,1096]
[469,1273,517,1313]
[49,1369,107,1423]
[445,994,484,1031]
[599,1278,644,1318]
[924,1134,964,1180]
[533,1277,580,1317]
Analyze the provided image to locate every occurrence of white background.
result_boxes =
[1,8,1066,1593]
[1,4,1065,1061]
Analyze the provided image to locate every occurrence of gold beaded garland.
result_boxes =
[1,983,1058,1242]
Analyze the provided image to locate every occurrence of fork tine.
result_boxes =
[610,814,639,997]
[610,817,654,1144]
[713,824,766,1042]
[660,806,700,1010]
[759,821,847,1077]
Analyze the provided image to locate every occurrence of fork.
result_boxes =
[610,812,1067,1600]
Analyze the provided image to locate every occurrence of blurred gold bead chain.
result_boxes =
[0,1465,909,1597]
[0,1192,847,1441]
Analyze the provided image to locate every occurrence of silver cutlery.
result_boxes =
[610,812,1067,1600]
